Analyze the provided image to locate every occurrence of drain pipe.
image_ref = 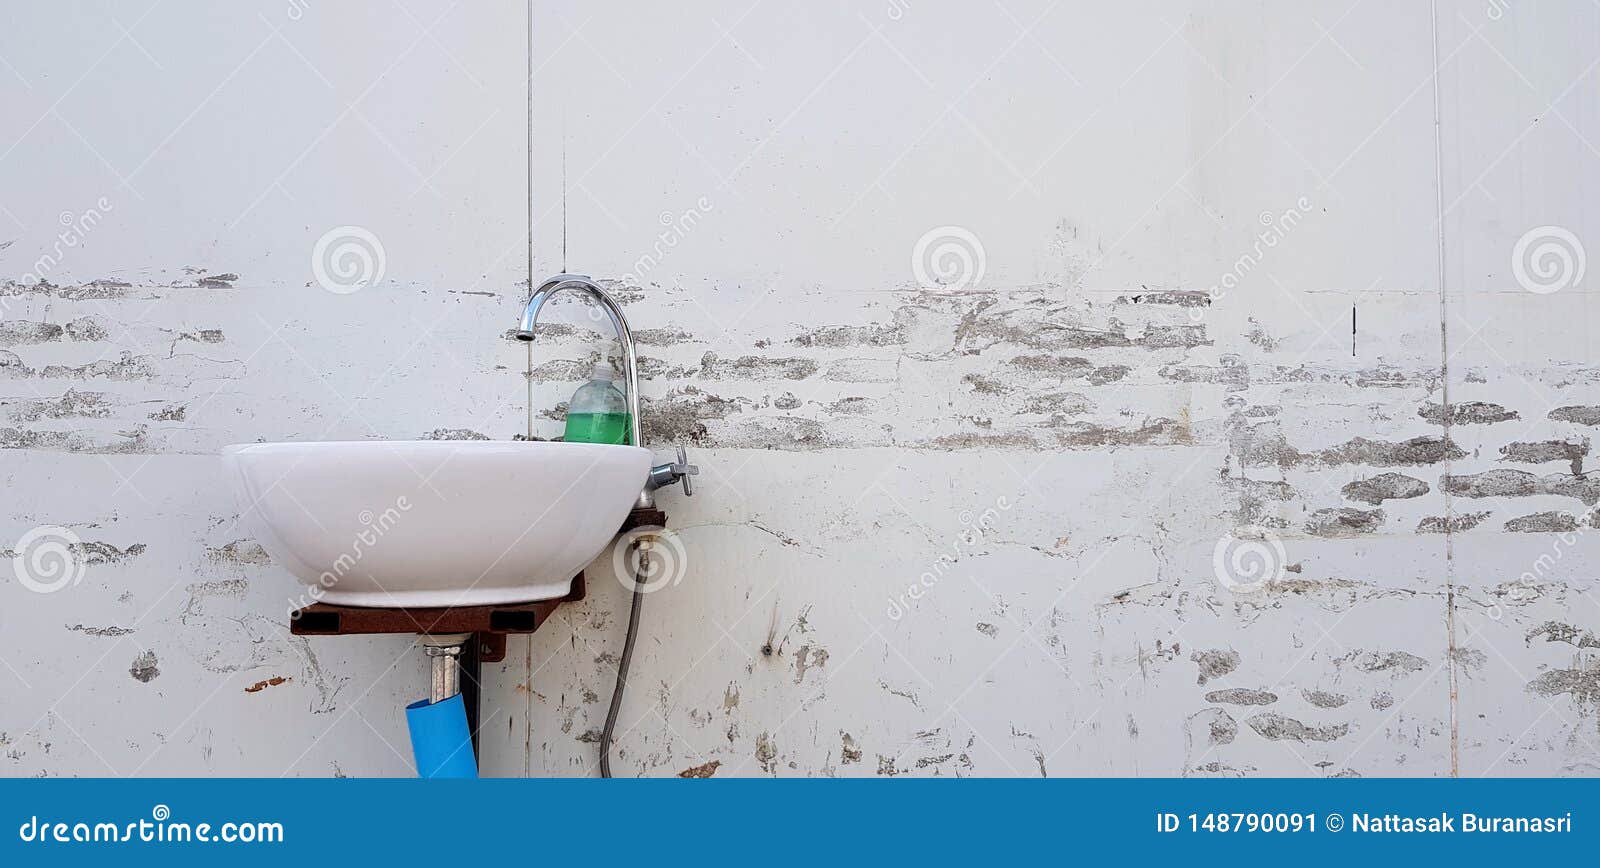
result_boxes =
[425,640,464,707]
[406,634,478,779]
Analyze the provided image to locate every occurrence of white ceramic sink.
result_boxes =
[222,441,652,608]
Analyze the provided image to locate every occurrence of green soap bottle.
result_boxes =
[563,363,631,445]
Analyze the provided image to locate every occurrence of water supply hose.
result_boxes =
[599,543,649,778]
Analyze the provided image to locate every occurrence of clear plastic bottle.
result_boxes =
[563,363,631,444]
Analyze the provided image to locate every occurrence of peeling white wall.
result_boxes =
[2,0,1599,777]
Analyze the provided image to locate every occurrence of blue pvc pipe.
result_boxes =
[405,694,478,779]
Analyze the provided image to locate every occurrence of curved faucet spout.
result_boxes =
[514,275,645,475]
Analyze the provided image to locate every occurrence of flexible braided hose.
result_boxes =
[599,543,649,778]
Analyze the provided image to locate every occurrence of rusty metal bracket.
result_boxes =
[288,576,584,662]
[622,506,667,531]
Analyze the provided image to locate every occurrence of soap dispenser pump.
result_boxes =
[563,363,631,445]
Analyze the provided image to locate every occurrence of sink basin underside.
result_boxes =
[223,441,652,608]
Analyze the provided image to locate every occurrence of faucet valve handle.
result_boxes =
[648,445,700,497]
[673,445,699,496]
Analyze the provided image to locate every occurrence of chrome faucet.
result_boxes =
[514,274,697,508]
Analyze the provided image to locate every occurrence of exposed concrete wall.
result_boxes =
[2,0,1598,777]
